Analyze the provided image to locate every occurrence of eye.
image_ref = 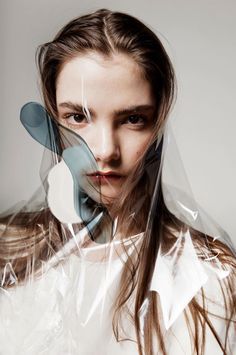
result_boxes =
[63,113,88,125]
[124,114,147,125]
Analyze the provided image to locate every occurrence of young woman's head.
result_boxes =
[37,8,176,206]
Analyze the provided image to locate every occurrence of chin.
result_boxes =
[100,188,120,206]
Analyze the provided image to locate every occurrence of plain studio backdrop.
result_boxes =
[0,0,235,241]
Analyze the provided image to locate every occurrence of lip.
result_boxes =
[87,171,123,177]
[86,171,124,184]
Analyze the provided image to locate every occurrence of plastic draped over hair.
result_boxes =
[0,102,235,354]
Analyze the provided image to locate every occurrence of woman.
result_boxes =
[0,8,235,355]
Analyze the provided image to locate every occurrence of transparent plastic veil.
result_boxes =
[0,101,235,354]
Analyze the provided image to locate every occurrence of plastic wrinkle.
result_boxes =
[0,102,235,354]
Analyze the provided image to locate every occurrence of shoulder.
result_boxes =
[166,266,236,355]
[162,231,236,354]
[196,252,236,354]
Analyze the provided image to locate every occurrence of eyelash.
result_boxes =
[62,113,148,127]
[63,113,88,124]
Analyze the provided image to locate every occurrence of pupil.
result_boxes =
[74,114,83,122]
[129,115,139,124]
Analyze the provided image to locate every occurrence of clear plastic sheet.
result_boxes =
[0,102,235,354]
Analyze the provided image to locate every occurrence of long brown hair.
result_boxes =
[1,8,235,354]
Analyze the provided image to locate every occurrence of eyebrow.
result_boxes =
[58,102,155,117]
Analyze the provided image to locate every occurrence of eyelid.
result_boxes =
[122,114,148,123]
[60,112,150,126]
[62,112,86,119]
[60,112,89,128]
[62,112,92,125]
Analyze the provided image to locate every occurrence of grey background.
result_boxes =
[0,0,235,240]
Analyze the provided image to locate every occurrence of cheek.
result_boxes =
[122,136,150,166]
[135,142,149,159]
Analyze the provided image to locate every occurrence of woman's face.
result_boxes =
[56,52,156,204]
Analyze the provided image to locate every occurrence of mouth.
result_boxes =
[86,171,124,184]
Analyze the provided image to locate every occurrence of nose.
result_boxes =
[92,124,120,164]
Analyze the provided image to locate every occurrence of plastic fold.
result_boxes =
[0,102,235,354]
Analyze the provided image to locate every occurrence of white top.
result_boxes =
[0,238,235,355]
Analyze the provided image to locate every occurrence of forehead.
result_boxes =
[56,52,154,111]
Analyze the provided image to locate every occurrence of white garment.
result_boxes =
[0,246,235,354]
